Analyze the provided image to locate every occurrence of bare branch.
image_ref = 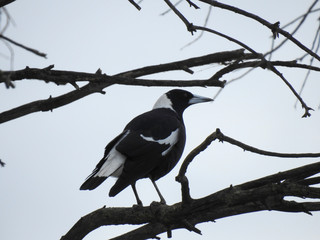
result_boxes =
[0,34,47,58]
[160,0,183,16]
[62,159,320,240]
[2,2,320,240]
[199,0,320,62]
[0,0,15,8]
[267,64,314,118]
[216,129,320,158]
[0,7,13,35]
[185,0,199,9]
[160,4,313,116]
[128,0,141,10]
[0,49,249,124]
[295,21,320,108]
[176,128,320,207]
[266,0,319,58]
[177,128,320,191]
[0,158,5,167]
[176,131,218,203]
[181,6,212,50]
[163,0,197,34]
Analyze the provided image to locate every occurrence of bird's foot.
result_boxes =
[132,203,144,209]
[160,198,167,205]
[150,201,166,208]
[132,198,143,208]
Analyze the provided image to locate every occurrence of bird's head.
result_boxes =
[153,89,213,116]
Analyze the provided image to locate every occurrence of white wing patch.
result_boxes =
[140,128,179,156]
[96,149,126,178]
[96,131,129,178]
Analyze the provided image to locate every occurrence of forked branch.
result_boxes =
[0,49,250,124]
[61,132,320,240]
[163,0,316,117]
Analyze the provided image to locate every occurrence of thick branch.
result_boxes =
[1,66,227,86]
[63,129,320,239]
[62,160,320,240]
[60,206,160,240]
[0,49,250,124]
[118,49,251,77]
[0,81,111,124]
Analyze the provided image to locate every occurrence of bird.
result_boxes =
[80,89,212,206]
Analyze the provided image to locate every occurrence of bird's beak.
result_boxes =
[188,94,213,105]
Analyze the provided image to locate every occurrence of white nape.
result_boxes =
[153,94,174,110]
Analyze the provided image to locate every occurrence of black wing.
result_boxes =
[109,108,183,196]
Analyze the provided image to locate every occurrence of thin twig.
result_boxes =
[163,0,197,34]
[266,0,319,58]
[128,0,141,10]
[0,159,5,167]
[295,21,320,108]
[212,67,256,100]
[216,129,320,158]
[0,7,13,35]
[0,34,47,58]
[185,0,199,9]
[282,8,320,29]
[162,1,314,117]
[181,6,212,50]
[160,0,183,16]
[200,0,320,62]
[178,128,320,181]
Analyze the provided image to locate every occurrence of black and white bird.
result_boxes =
[80,89,212,205]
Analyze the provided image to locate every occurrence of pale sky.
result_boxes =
[1,1,320,240]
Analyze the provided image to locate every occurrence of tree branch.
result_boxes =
[0,49,250,124]
[0,0,15,8]
[199,0,320,62]
[163,0,197,34]
[61,128,320,239]
[266,0,319,58]
[61,159,320,240]
[60,127,320,239]
[2,55,319,124]
[0,34,47,58]
[217,130,320,158]
[128,0,141,11]
[158,1,315,117]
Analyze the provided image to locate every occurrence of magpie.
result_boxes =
[80,89,212,206]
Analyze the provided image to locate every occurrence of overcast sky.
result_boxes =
[1,1,320,240]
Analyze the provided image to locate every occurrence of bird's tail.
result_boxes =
[80,173,107,190]
[80,135,126,191]
[109,177,129,197]
[80,152,125,190]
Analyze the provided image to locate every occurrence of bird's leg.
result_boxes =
[150,178,166,204]
[131,183,143,206]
